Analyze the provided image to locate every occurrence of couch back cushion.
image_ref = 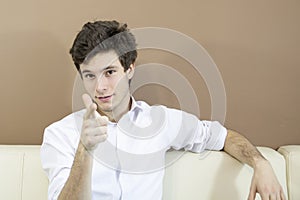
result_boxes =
[278,145,300,200]
[0,145,288,200]
[163,147,288,200]
[0,145,48,200]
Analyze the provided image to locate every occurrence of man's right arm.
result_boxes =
[58,142,93,200]
[57,94,108,200]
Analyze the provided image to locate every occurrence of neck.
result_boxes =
[98,93,132,122]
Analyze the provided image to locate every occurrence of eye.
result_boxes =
[105,70,116,76]
[84,73,96,80]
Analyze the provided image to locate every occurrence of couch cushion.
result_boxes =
[278,145,300,200]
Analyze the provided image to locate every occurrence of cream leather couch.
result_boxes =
[0,145,299,200]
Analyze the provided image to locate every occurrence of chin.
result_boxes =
[98,105,112,112]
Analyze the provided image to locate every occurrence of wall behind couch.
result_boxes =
[0,0,299,149]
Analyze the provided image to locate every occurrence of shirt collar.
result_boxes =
[108,96,143,125]
[129,96,143,112]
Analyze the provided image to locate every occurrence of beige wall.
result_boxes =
[0,0,299,149]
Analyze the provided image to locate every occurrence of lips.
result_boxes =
[96,95,113,102]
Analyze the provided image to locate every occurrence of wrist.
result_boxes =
[253,157,270,170]
[78,141,94,159]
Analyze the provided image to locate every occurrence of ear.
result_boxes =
[126,63,135,79]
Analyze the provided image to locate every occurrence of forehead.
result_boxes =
[80,50,121,71]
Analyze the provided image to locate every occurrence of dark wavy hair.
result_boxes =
[69,20,137,72]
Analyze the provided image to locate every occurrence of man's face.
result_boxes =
[80,50,134,114]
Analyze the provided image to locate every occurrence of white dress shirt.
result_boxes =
[41,98,227,200]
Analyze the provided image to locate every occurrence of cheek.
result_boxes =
[112,75,126,86]
[83,80,97,93]
[113,76,130,91]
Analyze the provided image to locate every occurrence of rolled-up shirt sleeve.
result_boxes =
[169,108,227,153]
[40,121,79,200]
[191,120,227,152]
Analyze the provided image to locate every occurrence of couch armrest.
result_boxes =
[278,145,300,200]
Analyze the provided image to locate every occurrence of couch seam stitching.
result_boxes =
[20,152,25,200]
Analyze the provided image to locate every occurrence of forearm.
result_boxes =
[223,129,267,168]
[58,142,93,200]
[223,130,286,199]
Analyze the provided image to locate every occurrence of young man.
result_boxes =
[41,20,285,200]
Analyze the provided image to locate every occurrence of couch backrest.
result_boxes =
[278,145,300,200]
[0,145,48,200]
[163,147,288,200]
[0,145,289,200]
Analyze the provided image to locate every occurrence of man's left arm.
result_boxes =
[223,129,286,200]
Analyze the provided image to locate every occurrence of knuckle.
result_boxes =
[100,126,107,133]
[99,134,108,142]
[82,123,88,130]
[97,116,108,125]
[81,129,89,137]
[86,138,95,147]
[82,121,90,132]
[83,120,91,128]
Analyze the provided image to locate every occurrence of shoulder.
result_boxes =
[46,109,85,129]
[43,109,85,147]
[135,100,198,122]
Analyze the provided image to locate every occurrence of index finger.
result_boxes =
[82,93,93,109]
[82,94,97,119]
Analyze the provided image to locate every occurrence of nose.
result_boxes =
[95,74,108,93]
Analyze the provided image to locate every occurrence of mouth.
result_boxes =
[95,94,113,102]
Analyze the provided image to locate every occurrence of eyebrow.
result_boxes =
[81,66,118,74]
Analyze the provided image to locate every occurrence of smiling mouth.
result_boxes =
[96,95,113,102]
